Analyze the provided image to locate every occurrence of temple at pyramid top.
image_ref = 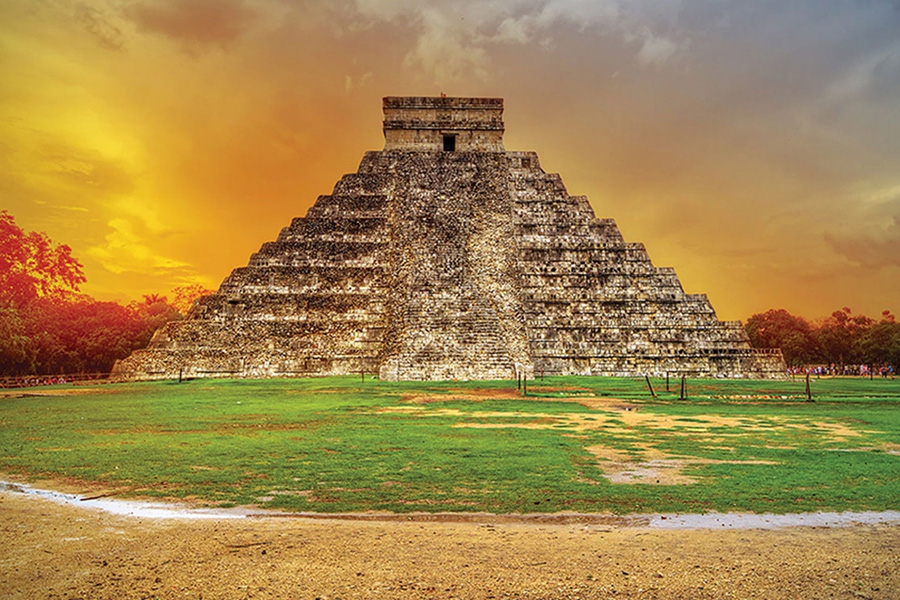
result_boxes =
[113,95,785,382]
[382,96,505,152]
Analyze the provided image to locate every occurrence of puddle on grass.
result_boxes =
[3,480,899,529]
[0,481,246,520]
[649,511,900,529]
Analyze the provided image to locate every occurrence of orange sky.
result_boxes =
[2,0,899,322]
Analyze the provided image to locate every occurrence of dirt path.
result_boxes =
[1,491,898,599]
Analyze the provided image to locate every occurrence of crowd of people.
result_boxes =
[0,372,113,389]
[788,364,895,378]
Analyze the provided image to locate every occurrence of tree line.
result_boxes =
[1,211,212,376]
[745,307,900,372]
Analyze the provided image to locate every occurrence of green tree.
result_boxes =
[745,309,818,367]
[0,212,184,376]
[129,295,182,348]
[0,303,30,372]
[0,210,85,306]
[171,284,215,315]
[815,307,873,368]
[860,312,900,369]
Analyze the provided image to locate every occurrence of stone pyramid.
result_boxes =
[113,96,785,381]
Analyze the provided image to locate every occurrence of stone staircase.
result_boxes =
[112,96,784,381]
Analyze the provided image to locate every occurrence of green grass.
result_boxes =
[1,375,898,514]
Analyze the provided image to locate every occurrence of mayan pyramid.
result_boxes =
[113,96,785,381]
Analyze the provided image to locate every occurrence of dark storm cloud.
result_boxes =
[125,0,258,48]
[827,213,900,269]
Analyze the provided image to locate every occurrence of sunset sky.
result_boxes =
[2,0,899,322]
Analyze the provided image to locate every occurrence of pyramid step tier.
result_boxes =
[112,97,785,382]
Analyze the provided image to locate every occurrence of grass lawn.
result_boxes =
[1,375,898,515]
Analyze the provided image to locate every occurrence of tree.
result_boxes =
[0,303,30,372]
[745,309,818,367]
[8,294,183,375]
[1,212,86,375]
[130,295,182,348]
[859,313,900,369]
[815,307,873,368]
[170,284,215,315]
[0,211,85,306]
[0,212,186,376]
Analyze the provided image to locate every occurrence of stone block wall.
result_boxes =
[382,96,505,152]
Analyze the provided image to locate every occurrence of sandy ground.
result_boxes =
[1,491,897,600]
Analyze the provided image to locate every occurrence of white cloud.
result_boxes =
[347,0,686,82]
[495,15,531,44]
[858,182,900,207]
[635,29,679,68]
[403,7,491,82]
[344,71,373,92]
[87,217,190,276]
[823,41,900,106]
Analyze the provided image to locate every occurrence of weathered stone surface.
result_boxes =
[382,96,504,152]
[112,96,785,381]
